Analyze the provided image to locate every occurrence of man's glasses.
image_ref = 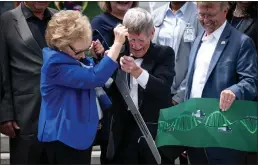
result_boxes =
[128,37,150,45]
[197,10,221,20]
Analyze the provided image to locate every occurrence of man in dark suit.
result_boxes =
[0,66,3,101]
[106,7,175,164]
[183,2,257,164]
[0,2,57,164]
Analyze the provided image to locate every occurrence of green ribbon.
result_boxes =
[155,98,258,152]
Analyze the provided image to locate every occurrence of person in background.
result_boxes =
[37,10,128,164]
[107,7,175,164]
[227,1,257,51]
[152,1,203,106]
[54,1,88,12]
[90,2,138,164]
[0,2,57,164]
[91,1,138,50]
[227,2,258,164]
[137,2,167,14]
[152,2,203,164]
[0,1,14,14]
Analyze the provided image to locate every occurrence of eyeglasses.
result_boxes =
[197,10,221,20]
[128,37,150,45]
[69,45,90,56]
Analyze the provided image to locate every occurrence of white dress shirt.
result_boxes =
[129,59,149,109]
[190,21,227,98]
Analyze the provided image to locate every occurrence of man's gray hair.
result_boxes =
[123,7,154,35]
[220,1,229,10]
[197,1,229,10]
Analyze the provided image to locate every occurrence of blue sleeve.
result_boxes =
[227,37,258,100]
[47,56,118,89]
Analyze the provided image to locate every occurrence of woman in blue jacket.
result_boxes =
[37,10,128,164]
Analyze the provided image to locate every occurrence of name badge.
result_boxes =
[184,23,196,42]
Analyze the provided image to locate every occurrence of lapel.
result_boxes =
[140,53,155,74]
[237,18,254,34]
[13,5,56,58]
[204,22,231,84]
[173,3,195,57]
[137,44,155,108]
[152,3,169,44]
[13,5,42,57]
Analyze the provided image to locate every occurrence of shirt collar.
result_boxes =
[21,2,51,20]
[179,2,188,15]
[166,2,189,16]
[202,20,227,41]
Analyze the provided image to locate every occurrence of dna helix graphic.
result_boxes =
[158,110,258,134]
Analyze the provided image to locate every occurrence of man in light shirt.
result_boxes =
[138,2,167,14]
[152,1,205,164]
[183,2,257,164]
[152,1,203,105]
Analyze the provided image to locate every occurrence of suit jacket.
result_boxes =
[38,48,118,150]
[185,22,257,101]
[0,5,57,135]
[236,18,257,51]
[109,43,175,155]
[237,19,258,101]
[152,2,203,103]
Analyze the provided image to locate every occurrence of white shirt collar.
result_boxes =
[179,2,188,15]
[202,20,227,41]
[166,2,189,16]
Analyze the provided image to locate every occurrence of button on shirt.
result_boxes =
[190,21,227,98]
[21,3,51,49]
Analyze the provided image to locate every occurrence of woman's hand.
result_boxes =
[106,25,128,62]
[90,39,104,59]
[113,24,129,45]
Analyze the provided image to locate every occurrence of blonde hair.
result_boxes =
[45,10,92,50]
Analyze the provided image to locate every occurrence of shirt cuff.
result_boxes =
[136,69,149,89]
[105,78,114,89]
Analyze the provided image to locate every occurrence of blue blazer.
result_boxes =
[185,22,257,101]
[37,48,118,150]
